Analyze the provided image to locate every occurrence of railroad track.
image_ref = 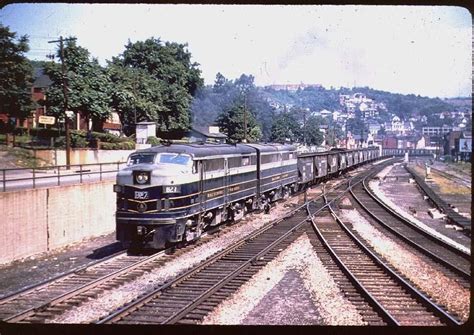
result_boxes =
[97,160,399,325]
[97,204,311,324]
[404,165,471,233]
[0,249,175,323]
[0,175,338,324]
[429,166,471,188]
[307,198,460,326]
[348,173,470,286]
[0,159,396,324]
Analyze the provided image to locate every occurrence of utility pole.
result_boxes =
[303,108,307,147]
[243,94,247,143]
[48,36,76,169]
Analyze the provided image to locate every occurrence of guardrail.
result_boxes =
[1,162,127,192]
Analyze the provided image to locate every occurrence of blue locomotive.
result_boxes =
[114,143,299,249]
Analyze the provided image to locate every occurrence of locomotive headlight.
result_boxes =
[113,184,123,193]
[134,171,150,185]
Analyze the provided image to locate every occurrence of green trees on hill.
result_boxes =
[191,73,274,142]
[0,24,34,124]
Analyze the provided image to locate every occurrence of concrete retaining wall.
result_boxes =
[0,180,116,264]
[33,149,134,166]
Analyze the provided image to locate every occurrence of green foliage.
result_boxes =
[43,39,112,130]
[89,131,128,143]
[70,132,88,148]
[270,111,301,143]
[108,37,203,136]
[216,104,261,143]
[146,136,161,146]
[0,24,34,121]
[100,141,135,150]
[346,117,368,137]
[302,116,324,146]
[191,73,275,141]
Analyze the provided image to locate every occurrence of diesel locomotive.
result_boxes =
[113,143,382,249]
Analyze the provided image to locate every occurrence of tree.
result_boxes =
[303,116,324,146]
[216,103,261,143]
[43,39,111,131]
[109,37,203,137]
[0,24,34,123]
[346,116,367,138]
[270,111,301,143]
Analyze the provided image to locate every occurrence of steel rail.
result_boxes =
[3,249,166,322]
[360,175,470,259]
[405,165,471,232]
[325,200,461,326]
[350,187,470,281]
[98,161,395,324]
[161,210,310,324]
[97,200,319,324]
[348,174,471,281]
[307,203,399,326]
[0,249,126,303]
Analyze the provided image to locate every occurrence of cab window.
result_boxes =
[127,153,156,166]
[158,153,191,166]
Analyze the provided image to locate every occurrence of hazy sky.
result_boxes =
[0,4,471,98]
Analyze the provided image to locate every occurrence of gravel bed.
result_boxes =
[369,179,470,255]
[340,209,470,322]
[46,195,309,324]
[202,234,366,325]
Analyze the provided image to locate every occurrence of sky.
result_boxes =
[0,4,471,98]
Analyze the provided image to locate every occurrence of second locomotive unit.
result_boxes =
[114,143,299,249]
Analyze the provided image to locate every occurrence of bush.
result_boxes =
[90,131,134,143]
[146,136,161,146]
[100,141,135,150]
[70,132,89,148]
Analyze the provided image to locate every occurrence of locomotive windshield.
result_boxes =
[158,153,191,166]
[127,153,156,166]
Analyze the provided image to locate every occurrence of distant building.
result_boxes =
[382,136,398,149]
[319,109,333,118]
[339,93,380,119]
[31,67,53,128]
[266,83,322,91]
[188,126,227,144]
[367,121,381,135]
[422,126,452,136]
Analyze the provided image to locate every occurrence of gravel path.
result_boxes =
[340,209,470,322]
[202,234,366,325]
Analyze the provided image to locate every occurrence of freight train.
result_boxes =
[114,143,427,250]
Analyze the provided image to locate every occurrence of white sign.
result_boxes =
[38,115,56,125]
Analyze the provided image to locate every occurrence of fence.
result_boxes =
[1,161,127,192]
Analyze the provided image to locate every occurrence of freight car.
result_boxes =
[114,143,380,249]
